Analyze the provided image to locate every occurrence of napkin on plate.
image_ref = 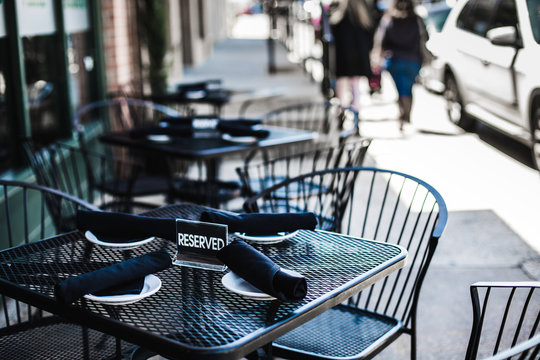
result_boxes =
[128,124,193,138]
[77,210,177,243]
[218,239,307,301]
[217,122,270,139]
[54,249,171,304]
[200,211,317,236]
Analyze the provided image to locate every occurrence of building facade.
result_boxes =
[0,0,226,180]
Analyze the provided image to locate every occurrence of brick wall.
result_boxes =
[101,0,142,96]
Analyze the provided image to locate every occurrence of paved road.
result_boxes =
[181,33,540,359]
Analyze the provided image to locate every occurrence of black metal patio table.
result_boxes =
[99,126,317,183]
[0,204,407,360]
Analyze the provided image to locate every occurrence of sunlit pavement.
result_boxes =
[179,13,540,360]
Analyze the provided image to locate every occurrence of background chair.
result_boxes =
[243,167,448,359]
[254,101,359,161]
[23,140,165,213]
[0,179,133,359]
[236,138,372,198]
[465,282,540,360]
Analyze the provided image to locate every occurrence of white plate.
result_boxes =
[221,133,258,144]
[85,230,155,250]
[84,274,162,305]
[221,271,276,300]
[184,90,206,99]
[234,230,299,244]
[146,134,172,143]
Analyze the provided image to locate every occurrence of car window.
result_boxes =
[527,0,540,43]
[490,0,518,30]
[457,0,498,36]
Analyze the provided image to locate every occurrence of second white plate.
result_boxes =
[146,134,172,143]
[221,271,276,300]
[221,133,258,144]
[85,230,155,250]
[234,230,299,244]
[84,274,162,305]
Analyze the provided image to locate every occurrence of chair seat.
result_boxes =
[273,305,401,360]
[0,316,134,360]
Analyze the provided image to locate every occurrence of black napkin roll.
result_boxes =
[218,118,262,127]
[200,211,317,236]
[129,124,193,138]
[54,249,171,304]
[77,210,177,243]
[217,122,270,139]
[218,240,307,301]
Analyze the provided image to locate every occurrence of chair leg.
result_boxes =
[410,320,417,360]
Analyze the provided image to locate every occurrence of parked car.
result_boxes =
[425,0,540,169]
[417,1,453,93]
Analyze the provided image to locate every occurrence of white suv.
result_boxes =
[426,0,540,168]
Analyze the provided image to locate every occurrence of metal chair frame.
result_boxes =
[23,139,163,213]
[0,179,133,359]
[236,138,372,199]
[243,167,448,360]
[254,101,359,161]
[466,282,540,360]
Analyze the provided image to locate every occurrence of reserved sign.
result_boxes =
[173,219,228,271]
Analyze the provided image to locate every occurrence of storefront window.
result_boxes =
[19,0,59,144]
[64,0,96,113]
[0,1,10,172]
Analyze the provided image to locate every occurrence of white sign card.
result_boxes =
[17,0,56,37]
[0,2,6,38]
[174,219,229,271]
[63,0,89,33]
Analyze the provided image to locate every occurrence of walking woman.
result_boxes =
[373,0,428,130]
[330,0,374,111]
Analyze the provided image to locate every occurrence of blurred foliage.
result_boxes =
[138,0,168,95]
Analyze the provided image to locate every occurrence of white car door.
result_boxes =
[473,0,521,124]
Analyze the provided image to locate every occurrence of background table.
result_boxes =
[100,126,317,182]
[0,204,407,360]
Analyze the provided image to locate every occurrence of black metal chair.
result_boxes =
[243,167,448,359]
[236,138,372,198]
[23,140,165,213]
[465,282,540,360]
[255,101,359,161]
[0,179,133,359]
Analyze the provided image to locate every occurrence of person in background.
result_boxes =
[372,0,428,130]
[330,0,374,111]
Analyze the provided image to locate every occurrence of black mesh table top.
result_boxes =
[99,126,317,160]
[0,204,407,360]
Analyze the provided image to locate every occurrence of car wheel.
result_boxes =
[444,73,475,130]
[532,101,540,170]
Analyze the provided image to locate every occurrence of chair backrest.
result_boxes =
[236,138,372,197]
[23,139,141,211]
[259,101,359,158]
[465,282,540,360]
[0,180,98,327]
[243,167,448,328]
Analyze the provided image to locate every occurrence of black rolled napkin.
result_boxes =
[217,122,270,139]
[218,118,262,127]
[129,124,193,138]
[54,249,171,304]
[218,240,307,301]
[77,209,177,243]
[200,211,317,236]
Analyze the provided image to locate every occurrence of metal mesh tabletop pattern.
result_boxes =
[0,204,406,359]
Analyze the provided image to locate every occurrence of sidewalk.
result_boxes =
[180,22,540,360]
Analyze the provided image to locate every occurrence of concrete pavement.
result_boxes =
[180,23,540,360]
